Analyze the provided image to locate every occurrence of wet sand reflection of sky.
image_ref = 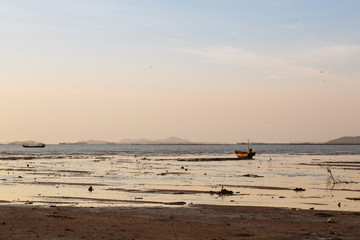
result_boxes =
[0,154,359,211]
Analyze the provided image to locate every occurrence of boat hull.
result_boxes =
[235,151,255,159]
[235,140,255,159]
[22,144,46,148]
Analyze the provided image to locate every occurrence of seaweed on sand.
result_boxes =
[210,187,234,196]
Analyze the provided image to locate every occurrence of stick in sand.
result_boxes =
[326,165,337,183]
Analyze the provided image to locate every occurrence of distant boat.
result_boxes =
[22,143,46,148]
[235,139,255,159]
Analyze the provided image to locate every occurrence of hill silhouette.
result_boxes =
[326,136,360,144]
[119,137,190,144]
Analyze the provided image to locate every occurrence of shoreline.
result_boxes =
[1,204,359,239]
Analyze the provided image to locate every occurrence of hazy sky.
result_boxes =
[1,0,360,144]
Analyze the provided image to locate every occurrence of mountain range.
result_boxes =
[6,136,360,145]
[58,137,191,145]
[118,137,191,144]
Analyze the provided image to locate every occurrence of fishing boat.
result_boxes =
[235,149,255,159]
[235,140,255,159]
[22,143,46,148]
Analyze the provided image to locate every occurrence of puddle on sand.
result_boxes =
[0,154,359,210]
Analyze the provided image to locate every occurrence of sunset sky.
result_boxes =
[1,0,360,144]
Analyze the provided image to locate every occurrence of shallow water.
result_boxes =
[0,144,359,210]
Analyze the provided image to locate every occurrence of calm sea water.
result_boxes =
[1,144,360,157]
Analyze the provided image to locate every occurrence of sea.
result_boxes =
[2,143,360,157]
[1,144,360,211]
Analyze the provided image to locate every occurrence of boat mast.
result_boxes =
[247,139,250,152]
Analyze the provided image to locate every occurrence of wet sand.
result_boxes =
[1,204,360,239]
[1,154,360,210]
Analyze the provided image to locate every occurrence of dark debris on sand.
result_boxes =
[210,188,234,196]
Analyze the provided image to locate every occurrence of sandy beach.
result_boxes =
[1,144,360,239]
[1,204,360,239]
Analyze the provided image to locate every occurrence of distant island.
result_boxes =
[5,136,360,145]
[325,136,360,145]
[59,137,192,145]
[118,137,191,145]
[7,140,45,145]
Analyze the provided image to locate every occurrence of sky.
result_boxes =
[1,0,360,144]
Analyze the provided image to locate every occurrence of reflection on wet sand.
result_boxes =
[0,154,359,210]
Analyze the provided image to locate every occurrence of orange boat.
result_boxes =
[235,140,255,159]
[235,149,255,159]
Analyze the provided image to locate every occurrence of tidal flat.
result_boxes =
[1,151,359,211]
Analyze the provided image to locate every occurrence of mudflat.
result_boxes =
[1,204,359,239]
